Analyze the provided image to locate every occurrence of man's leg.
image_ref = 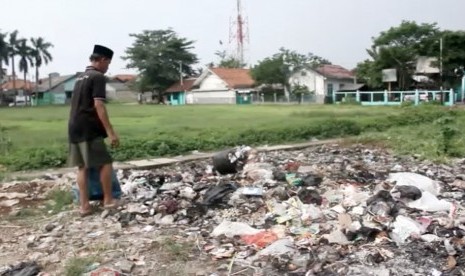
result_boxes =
[99,163,115,206]
[89,138,117,207]
[69,143,91,214]
[77,166,91,212]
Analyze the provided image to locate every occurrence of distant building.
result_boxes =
[34,73,80,105]
[289,64,358,103]
[187,67,256,104]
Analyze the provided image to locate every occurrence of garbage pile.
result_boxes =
[2,143,465,275]
[100,144,465,275]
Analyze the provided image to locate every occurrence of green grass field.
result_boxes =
[0,103,463,172]
[0,104,396,146]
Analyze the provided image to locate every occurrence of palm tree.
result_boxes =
[7,30,19,93]
[0,30,9,84]
[31,37,53,90]
[16,39,34,91]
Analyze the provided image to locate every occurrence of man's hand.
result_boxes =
[109,132,120,148]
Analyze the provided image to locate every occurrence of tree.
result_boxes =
[441,31,465,88]
[31,37,53,90]
[291,84,312,104]
[7,30,19,92]
[356,21,440,90]
[251,56,285,86]
[214,50,246,68]
[16,39,34,89]
[122,29,198,102]
[251,47,330,96]
[0,30,9,83]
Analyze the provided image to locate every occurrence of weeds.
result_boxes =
[46,188,73,214]
[0,126,12,155]
[64,256,97,276]
[153,238,194,262]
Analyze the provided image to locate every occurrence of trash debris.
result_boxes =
[71,167,122,203]
[255,238,297,258]
[390,215,424,245]
[89,267,121,276]
[0,261,41,276]
[213,146,251,175]
[241,231,279,248]
[212,221,261,238]
[391,185,422,201]
[297,189,322,205]
[388,172,441,196]
[301,174,322,187]
[202,183,237,206]
[242,187,264,196]
[3,144,465,275]
[285,173,303,186]
[406,191,453,212]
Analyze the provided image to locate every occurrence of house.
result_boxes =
[111,74,137,83]
[289,64,357,103]
[34,73,80,105]
[0,79,35,106]
[165,78,196,105]
[106,80,136,102]
[186,67,255,104]
[1,79,35,92]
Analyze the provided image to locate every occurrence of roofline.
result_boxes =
[38,73,79,92]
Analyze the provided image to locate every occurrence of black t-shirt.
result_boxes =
[68,66,107,143]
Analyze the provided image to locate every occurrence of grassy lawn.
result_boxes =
[0,103,463,172]
[0,104,397,147]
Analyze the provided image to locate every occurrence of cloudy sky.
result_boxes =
[1,0,464,78]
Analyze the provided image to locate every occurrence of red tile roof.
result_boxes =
[112,74,137,83]
[165,78,196,93]
[1,79,35,91]
[210,68,255,89]
[316,64,354,79]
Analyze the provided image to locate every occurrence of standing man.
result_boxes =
[68,44,120,216]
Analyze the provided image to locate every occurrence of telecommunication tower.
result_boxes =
[229,0,249,65]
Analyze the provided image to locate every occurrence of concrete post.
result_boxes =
[449,88,454,106]
[415,90,419,106]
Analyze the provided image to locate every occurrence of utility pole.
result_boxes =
[179,61,183,86]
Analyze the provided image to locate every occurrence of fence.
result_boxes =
[251,92,319,104]
[333,89,456,106]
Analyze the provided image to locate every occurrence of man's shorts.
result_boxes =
[68,138,113,168]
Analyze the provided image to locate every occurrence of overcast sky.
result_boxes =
[1,0,464,78]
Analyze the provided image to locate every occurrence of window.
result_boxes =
[327,83,334,95]
[301,71,307,76]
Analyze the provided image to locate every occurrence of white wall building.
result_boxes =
[188,67,255,104]
[289,64,357,103]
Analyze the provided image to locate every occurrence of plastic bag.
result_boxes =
[241,231,278,248]
[72,167,122,203]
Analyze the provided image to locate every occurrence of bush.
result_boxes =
[0,126,13,155]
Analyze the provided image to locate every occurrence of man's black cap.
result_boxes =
[93,44,114,59]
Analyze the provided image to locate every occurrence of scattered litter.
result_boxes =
[212,221,261,238]
[202,183,237,206]
[0,261,41,276]
[241,231,278,248]
[2,144,465,275]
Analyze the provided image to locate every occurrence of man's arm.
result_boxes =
[94,100,115,136]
